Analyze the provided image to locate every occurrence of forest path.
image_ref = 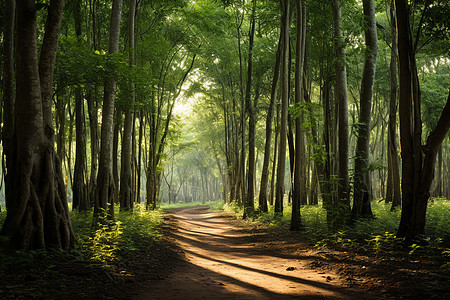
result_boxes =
[135,206,372,299]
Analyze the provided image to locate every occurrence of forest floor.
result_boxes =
[1,206,449,299]
[135,206,450,299]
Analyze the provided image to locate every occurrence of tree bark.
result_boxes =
[395,0,450,240]
[332,0,351,226]
[386,3,401,210]
[72,0,89,212]
[119,0,137,211]
[2,0,15,211]
[275,0,290,215]
[352,0,377,220]
[1,0,75,250]
[95,0,123,220]
[258,36,282,213]
[244,0,257,219]
[291,0,306,231]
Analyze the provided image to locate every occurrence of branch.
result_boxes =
[425,89,450,152]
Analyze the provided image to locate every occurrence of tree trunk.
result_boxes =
[95,0,123,220]
[1,0,75,250]
[73,86,89,211]
[244,0,257,219]
[112,110,121,204]
[352,0,377,220]
[275,0,290,215]
[332,0,351,226]
[87,90,99,207]
[73,0,89,212]
[258,36,281,213]
[395,0,450,240]
[2,0,15,211]
[386,3,401,210]
[119,0,137,211]
[270,103,280,207]
[291,0,306,231]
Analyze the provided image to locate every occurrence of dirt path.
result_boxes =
[135,206,372,299]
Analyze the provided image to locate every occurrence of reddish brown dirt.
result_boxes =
[135,206,374,299]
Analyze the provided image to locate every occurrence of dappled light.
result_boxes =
[137,207,366,299]
[1,0,449,298]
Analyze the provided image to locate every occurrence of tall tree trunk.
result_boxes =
[386,3,401,210]
[352,0,377,219]
[270,103,280,207]
[275,0,290,215]
[244,0,257,219]
[1,0,75,249]
[137,110,143,203]
[332,0,351,227]
[395,0,450,240]
[95,0,123,220]
[258,36,281,213]
[291,0,306,231]
[113,111,121,204]
[73,0,89,212]
[2,0,15,211]
[119,0,137,211]
[73,86,89,211]
[87,90,99,207]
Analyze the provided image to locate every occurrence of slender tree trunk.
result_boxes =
[386,3,401,209]
[332,0,350,226]
[275,0,290,215]
[258,36,281,213]
[87,90,99,207]
[73,0,89,211]
[119,0,137,211]
[270,104,280,207]
[95,0,124,220]
[137,110,143,203]
[291,0,306,231]
[244,0,257,218]
[2,0,15,211]
[352,0,377,219]
[113,111,122,205]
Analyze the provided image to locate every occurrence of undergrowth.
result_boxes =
[161,200,224,210]
[222,198,450,267]
[71,204,163,266]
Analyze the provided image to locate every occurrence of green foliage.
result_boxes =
[71,205,163,266]
[221,199,450,259]
[442,249,450,268]
[162,200,224,210]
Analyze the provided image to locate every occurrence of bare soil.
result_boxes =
[1,206,449,299]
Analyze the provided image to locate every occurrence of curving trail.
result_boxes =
[135,206,371,299]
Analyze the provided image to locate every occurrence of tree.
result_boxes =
[258,36,281,213]
[275,0,290,215]
[385,2,401,210]
[331,0,351,226]
[395,0,450,241]
[95,0,124,220]
[1,0,75,249]
[72,0,89,211]
[2,0,15,212]
[119,0,137,211]
[352,0,378,220]
[243,0,257,218]
[291,0,306,231]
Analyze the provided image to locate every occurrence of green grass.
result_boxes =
[161,199,225,210]
[222,197,450,265]
[70,204,163,264]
